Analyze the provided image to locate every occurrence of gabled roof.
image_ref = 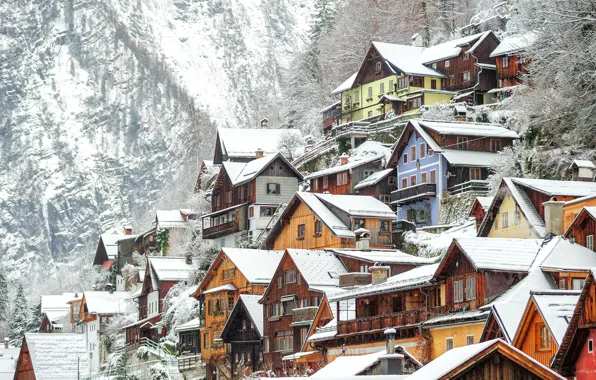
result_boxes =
[570,159,596,169]
[540,237,596,272]
[353,169,394,190]
[418,120,519,139]
[469,196,493,217]
[82,291,130,315]
[406,339,564,380]
[221,294,264,340]
[287,249,347,288]
[95,234,128,264]
[331,72,358,95]
[156,210,187,229]
[441,149,499,167]
[22,333,89,380]
[371,41,445,77]
[304,154,384,181]
[41,293,81,313]
[564,206,596,238]
[149,256,194,283]
[512,177,596,198]
[326,248,436,266]
[215,127,303,161]
[315,193,397,219]
[490,32,537,57]
[420,31,495,64]
[222,152,303,186]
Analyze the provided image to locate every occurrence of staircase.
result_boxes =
[213,357,232,380]
[254,202,286,249]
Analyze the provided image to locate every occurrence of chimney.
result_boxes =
[379,328,404,375]
[543,200,564,235]
[185,255,193,265]
[411,33,424,47]
[256,148,264,159]
[340,153,349,165]
[124,225,133,235]
[355,228,371,250]
[369,263,391,284]
[260,118,269,129]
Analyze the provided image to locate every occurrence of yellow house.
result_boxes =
[423,311,488,360]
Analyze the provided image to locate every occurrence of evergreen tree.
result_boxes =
[0,272,8,323]
[25,299,42,333]
[114,352,138,380]
[309,0,336,44]
[9,283,29,340]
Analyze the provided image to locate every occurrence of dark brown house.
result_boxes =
[353,168,397,205]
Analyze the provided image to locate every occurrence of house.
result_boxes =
[195,159,220,193]
[332,32,500,124]
[14,333,89,380]
[191,248,283,379]
[201,152,303,248]
[66,295,84,333]
[405,339,564,380]
[468,196,493,232]
[551,270,596,379]
[488,32,536,100]
[40,293,82,333]
[176,317,202,357]
[154,209,195,254]
[264,192,397,250]
[570,159,595,182]
[259,249,347,374]
[213,127,303,164]
[326,248,435,276]
[114,235,138,291]
[220,295,265,378]
[511,290,579,367]
[565,207,596,252]
[134,227,158,256]
[538,236,596,290]
[305,154,385,196]
[477,178,596,238]
[124,256,195,350]
[92,228,134,269]
[353,168,397,205]
[79,291,130,373]
[388,120,519,226]
[321,101,341,132]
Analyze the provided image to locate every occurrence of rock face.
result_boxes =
[0,0,314,280]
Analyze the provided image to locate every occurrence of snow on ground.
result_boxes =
[402,220,477,258]
[0,346,19,380]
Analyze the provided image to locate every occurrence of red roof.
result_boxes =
[100,260,114,270]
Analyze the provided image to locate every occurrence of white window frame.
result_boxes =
[446,337,454,351]
[502,56,509,68]
[587,234,594,250]
[502,212,509,228]
[466,334,475,345]
[589,339,594,353]
[445,60,450,68]
[465,277,476,301]
[453,279,464,303]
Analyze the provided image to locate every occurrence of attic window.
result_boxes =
[375,62,382,72]
[535,323,551,351]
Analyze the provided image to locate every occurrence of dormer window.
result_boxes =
[375,61,382,72]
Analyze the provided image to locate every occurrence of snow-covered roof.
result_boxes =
[24,333,89,380]
[203,283,237,295]
[100,234,128,260]
[223,152,302,186]
[372,42,445,77]
[217,127,303,159]
[354,169,394,190]
[423,309,489,327]
[330,263,439,302]
[327,249,435,266]
[175,317,202,333]
[304,154,384,181]
[287,250,347,287]
[499,178,546,237]
[239,294,264,336]
[511,177,596,197]
[320,100,341,113]
[315,193,397,219]
[418,120,519,139]
[530,291,579,346]
[540,237,596,272]
[83,291,130,315]
[220,248,284,284]
[44,310,68,323]
[476,196,493,210]
[41,293,80,313]
[310,347,403,378]
[441,149,499,167]
[156,210,187,229]
[296,192,355,239]
[149,257,194,283]
[571,159,596,169]
[490,32,537,57]
[421,31,493,63]
[331,72,357,94]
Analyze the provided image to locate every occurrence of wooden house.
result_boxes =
[220,295,265,378]
[405,339,564,380]
[551,270,596,379]
[124,257,194,350]
[570,159,595,182]
[14,333,89,380]
[259,249,347,374]
[468,196,493,232]
[511,290,579,367]
[92,231,133,270]
[66,296,84,332]
[326,248,435,276]
[195,159,220,193]
[488,32,536,100]
[565,206,596,249]
[477,177,596,238]
[202,152,303,248]
[388,120,518,226]
[39,293,82,334]
[538,236,596,291]
[263,192,397,250]
[191,248,283,380]
[321,101,341,132]
[175,317,202,357]
[213,127,303,164]
[306,154,384,196]
[114,234,137,291]
[134,227,157,256]
[353,168,397,206]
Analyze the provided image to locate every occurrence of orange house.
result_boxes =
[192,248,283,380]
[562,195,596,232]
[512,290,579,367]
[264,192,396,250]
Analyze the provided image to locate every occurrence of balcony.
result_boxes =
[337,309,427,336]
[447,180,490,195]
[391,183,436,205]
[202,221,240,240]
[291,307,319,326]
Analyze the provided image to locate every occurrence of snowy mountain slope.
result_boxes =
[0,0,314,284]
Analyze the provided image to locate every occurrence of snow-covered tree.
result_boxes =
[277,131,305,161]
[25,299,42,333]
[0,272,8,322]
[9,283,29,340]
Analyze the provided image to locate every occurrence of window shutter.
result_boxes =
[276,184,280,194]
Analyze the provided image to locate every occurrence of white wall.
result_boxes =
[148,290,160,318]
[85,318,100,374]
[116,274,125,292]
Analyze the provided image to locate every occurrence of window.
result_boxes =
[402,178,408,188]
[537,323,551,350]
[421,172,427,183]
[388,80,394,92]
[314,220,322,235]
[454,279,464,303]
[502,212,509,228]
[263,337,270,353]
[267,183,280,195]
[380,220,389,232]
[430,170,436,184]
[466,335,475,345]
[587,234,594,250]
[428,146,434,156]
[204,333,210,349]
[270,303,280,317]
[420,143,426,158]
[491,139,502,152]
[228,296,234,310]
[398,76,407,89]
[457,137,469,150]
[354,91,359,103]
[239,186,245,200]
[368,86,373,99]
[410,175,417,186]
[573,278,586,290]
[589,339,594,353]
[445,59,450,68]
[462,71,471,82]
[502,56,509,68]
[360,265,369,273]
[446,337,454,351]
[380,82,385,93]
[353,219,365,229]
[465,277,476,300]
[464,52,470,60]
[222,267,235,280]
[515,209,521,225]
[368,110,373,118]
[410,146,416,161]
[246,352,251,363]
[312,179,318,191]
[375,61,382,72]
[412,76,424,87]
[470,168,482,180]
[283,270,297,284]
[297,224,305,239]
[337,171,348,186]
[388,176,396,185]
[449,75,455,86]
[323,176,328,189]
[432,63,437,69]
[300,327,308,345]
[559,279,566,289]
[403,153,408,164]
[495,214,499,229]
[226,191,232,203]
[431,79,437,89]
[248,183,254,197]
[261,207,275,217]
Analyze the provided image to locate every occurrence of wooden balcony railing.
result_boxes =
[391,183,436,205]
[447,180,490,195]
[202,221,240,239]
[337,308,427,336]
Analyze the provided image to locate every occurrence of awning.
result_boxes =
[377,94,405,104]
[203,283,237,295]
[281,294,296,302]
[453,90,474,100]
[282,351,318,361]
[200,202,248,219]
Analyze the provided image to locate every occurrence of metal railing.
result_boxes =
[391,183,437,204]
[447,180,490,195]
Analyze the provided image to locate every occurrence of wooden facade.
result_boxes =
[13,339,34,380]
[469,199,488,232]
[512,298,559,366]
[309,159,383,196]
[565,207,596,250]
[495,55,529,88]
[354,171,397,206]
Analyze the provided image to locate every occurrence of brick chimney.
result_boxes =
[355,228,371,250]
[256,148,264,159]
[369,263,391,284]
[340,153,349,165]
[543,200,564,235]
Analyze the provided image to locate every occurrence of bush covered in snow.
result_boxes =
[402,221,476,258]
[149,363,169,380]
[162,283,200,344]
